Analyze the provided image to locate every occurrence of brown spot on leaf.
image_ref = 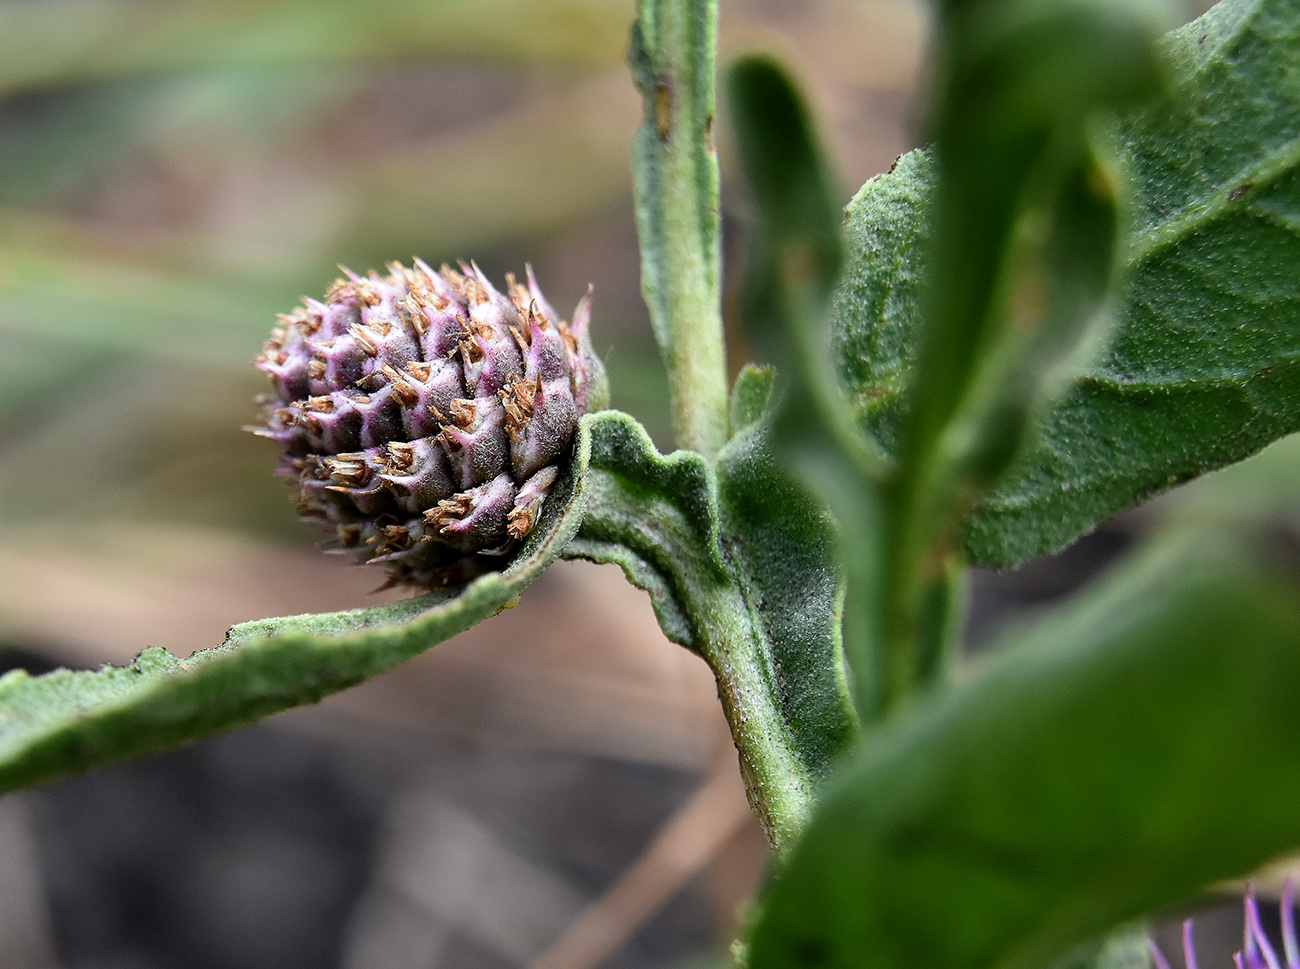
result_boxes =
[654,78,672,142]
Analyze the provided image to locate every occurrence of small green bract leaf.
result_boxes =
[566,410,724,645]
[729,364,776,436]
[0,420,591,793]
[747,531,1300,969]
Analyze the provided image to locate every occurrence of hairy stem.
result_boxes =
[571,414,832,856]
[630,0,729,458]
[694,581,818,855]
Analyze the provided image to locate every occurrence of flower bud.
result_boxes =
[253,260,605,587]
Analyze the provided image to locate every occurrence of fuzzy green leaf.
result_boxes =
[714,420,858,786]
[903,0,1167,479]
[841,0,1169,718]
[727,55,895,720]
[0,421,591,793]
[567,410,856,851]
[729,364,776,436]
[832,148,935,459]
[747,529,1300,969]
[834,0,1300,567]
[565,410,725,646]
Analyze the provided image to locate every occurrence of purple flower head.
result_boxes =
[1150,879,1299,969]
[251,260,607,588]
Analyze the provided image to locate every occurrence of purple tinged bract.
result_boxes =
[251,259,605,588]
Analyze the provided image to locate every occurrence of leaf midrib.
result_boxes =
[1127,130,1300,265]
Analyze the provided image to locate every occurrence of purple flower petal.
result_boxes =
[1248,887,1284,969]
[1185,920,1200,969]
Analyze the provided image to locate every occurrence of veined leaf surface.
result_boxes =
[832,0,1300,567]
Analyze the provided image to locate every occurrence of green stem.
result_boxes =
[691,580,817,855]
[575,533,817,857]
[876,470,945,713]
[571,414,826,856]
[630,0,729,459]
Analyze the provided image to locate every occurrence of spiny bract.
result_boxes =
[252,259,604,588]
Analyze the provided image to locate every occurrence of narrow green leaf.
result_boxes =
[854,0,1169,713]
[727,55,893,720]
[629,0,728,457]
[0,421,591,793]
[833,0,1300,567]
[725,56,875,472]
[900,0,1168,484]
[567,411,855,851]
[727,56,842,362]
[747,531,1300,969]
